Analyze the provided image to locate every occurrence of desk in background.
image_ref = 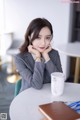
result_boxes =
[9,83,80,120]
[54,42,80,83]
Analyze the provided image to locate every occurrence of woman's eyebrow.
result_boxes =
[39,35,51,36]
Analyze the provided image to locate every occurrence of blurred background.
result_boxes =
[0,0,80,120]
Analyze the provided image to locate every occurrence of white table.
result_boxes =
[54,42,80,83]
[9,83,80,120]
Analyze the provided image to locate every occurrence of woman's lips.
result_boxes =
[39,47,45,49]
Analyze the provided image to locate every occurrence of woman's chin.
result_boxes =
[39,49,45,53]
[37,48,46,53]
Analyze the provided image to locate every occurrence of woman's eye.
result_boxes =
[37,36,41,39]
[46,37,51,40]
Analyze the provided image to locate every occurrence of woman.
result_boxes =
[14,18,62,92]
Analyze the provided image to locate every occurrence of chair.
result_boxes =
[6,40,22,73]
[0,32,13,70]
[6,40,22,83]
[14,79,22,96]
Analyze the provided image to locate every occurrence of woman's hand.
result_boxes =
[42,45,52,61]
[28,45,41,58]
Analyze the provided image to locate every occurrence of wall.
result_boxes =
[4,0,70,78]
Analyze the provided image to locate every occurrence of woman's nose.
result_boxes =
[41,39,45,46]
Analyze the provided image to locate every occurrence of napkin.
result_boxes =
[65,101,80,114]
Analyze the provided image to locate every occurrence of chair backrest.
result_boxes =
[8,40,22,49]
[6,40,22,55]
[14,79,22,96]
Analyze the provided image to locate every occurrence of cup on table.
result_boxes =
[51,72,65,97]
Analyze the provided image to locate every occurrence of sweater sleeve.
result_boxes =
[45,51,63,75]
[14,56,45,89]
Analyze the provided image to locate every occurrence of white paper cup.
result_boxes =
[51,72,65,97]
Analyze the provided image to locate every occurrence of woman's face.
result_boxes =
[31,27,52,53]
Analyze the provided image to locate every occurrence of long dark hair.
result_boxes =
[19,18,53,53]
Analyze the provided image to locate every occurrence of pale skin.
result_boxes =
[28,27,52,62]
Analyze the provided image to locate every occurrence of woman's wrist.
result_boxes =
[45,57,50,62]
[42,53,50,62]
[35,57,41,62]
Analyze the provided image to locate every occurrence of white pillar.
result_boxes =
[0,32,13,55]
